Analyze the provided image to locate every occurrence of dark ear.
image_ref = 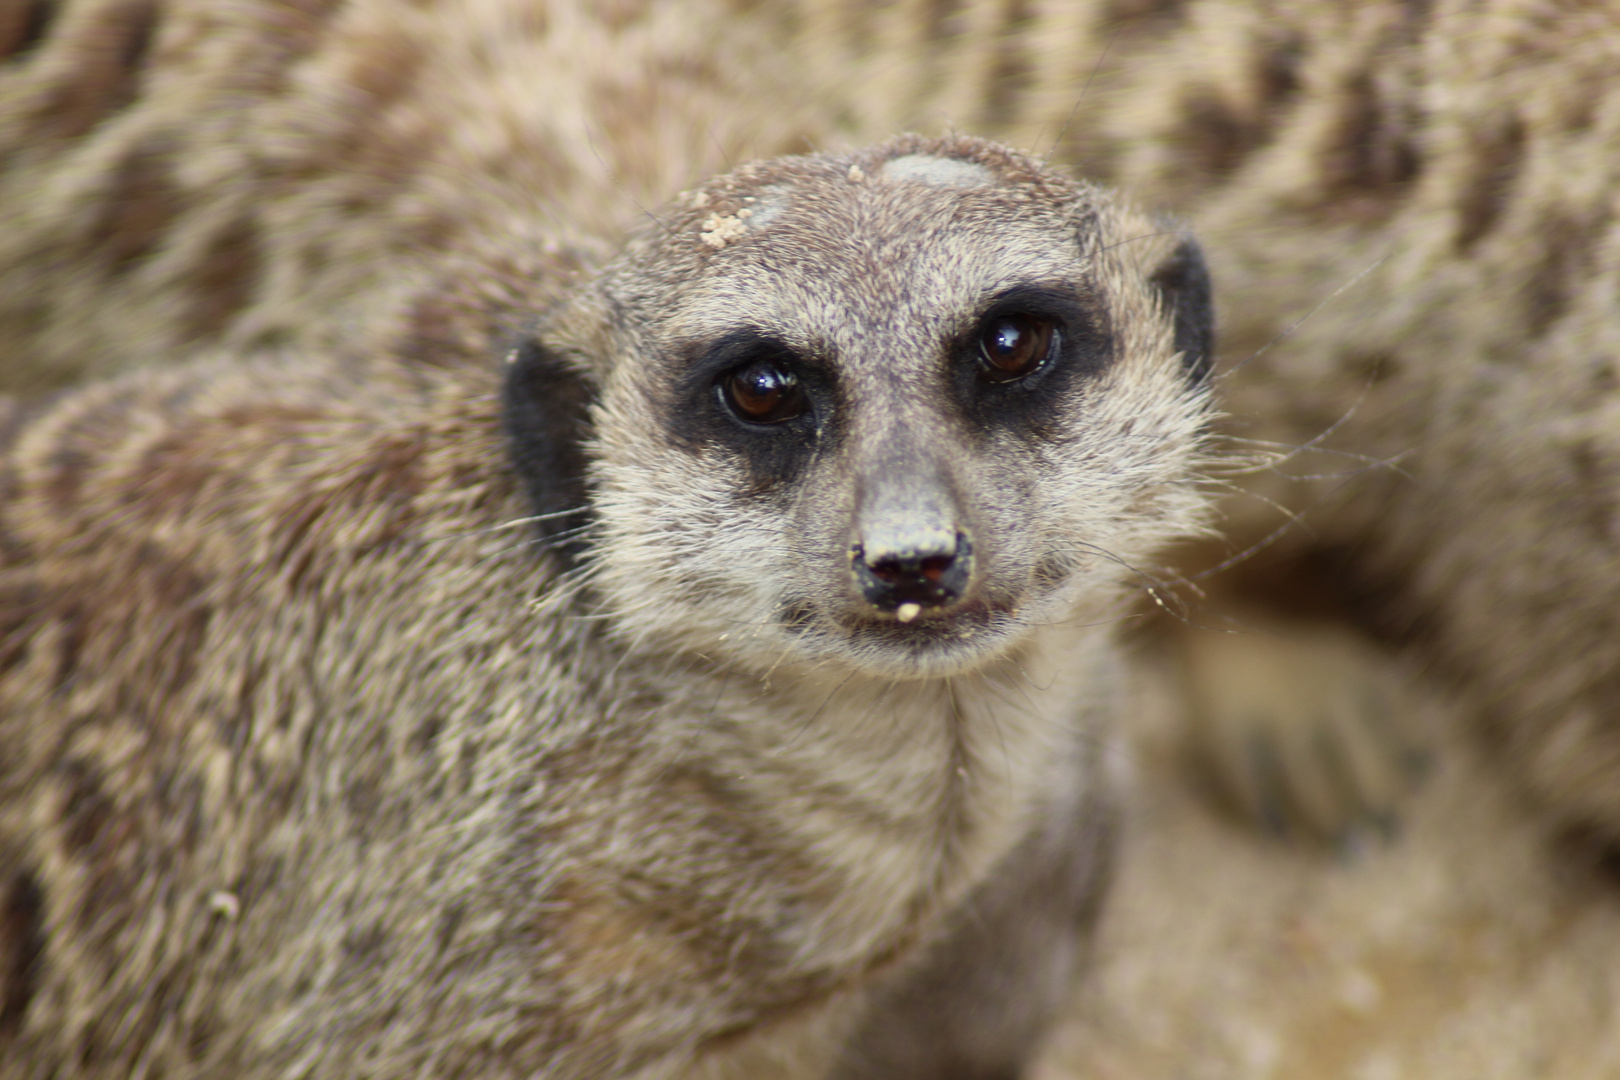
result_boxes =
[501,336,595,561]
[1149,237,1216,383]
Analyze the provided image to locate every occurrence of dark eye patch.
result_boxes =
[954,284,1113,430]
[663,328,834,491]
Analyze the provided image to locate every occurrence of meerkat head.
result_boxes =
[505,135,1214,680]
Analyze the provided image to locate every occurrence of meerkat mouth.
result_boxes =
[847,606,1029,679]
[781,593,1030,672]
[873,592,1005,626]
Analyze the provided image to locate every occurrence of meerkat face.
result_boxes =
[507,136,1213,680]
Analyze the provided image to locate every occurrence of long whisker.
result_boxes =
[583,121,675,239]
[1221,255,1389,380]
[1042,28,1121,165]
[415,504,593,547]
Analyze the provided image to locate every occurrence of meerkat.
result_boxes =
[0,0,1378,848]
[10,0,1619,853]
[14,1,1620,1073]
[0,127,1215,1078]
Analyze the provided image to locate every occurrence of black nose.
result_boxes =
[852,533,973,614]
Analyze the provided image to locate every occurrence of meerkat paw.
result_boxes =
[1173,616,1431,847]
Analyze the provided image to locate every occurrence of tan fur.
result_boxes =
[5,0,1620,1074]
[0,100,1212,1077]
[0,0,826,393]
[784,0,1620,843]
[7,0,1617,842]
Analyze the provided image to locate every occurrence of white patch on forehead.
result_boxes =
[878,155,995,189]
[742,187,789,230]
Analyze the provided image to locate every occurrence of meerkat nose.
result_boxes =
[852,531,974,614]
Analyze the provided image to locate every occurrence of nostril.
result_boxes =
[867,551,955,585]
[867,557,913,585]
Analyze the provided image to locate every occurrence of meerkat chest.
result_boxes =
[667,624,1115,967]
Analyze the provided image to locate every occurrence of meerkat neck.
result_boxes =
[631,619,1115,967]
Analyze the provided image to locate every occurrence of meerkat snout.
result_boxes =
[849,456,975,613]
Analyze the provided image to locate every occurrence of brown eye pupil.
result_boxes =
[725,360,804,423]
[979,314,1053,381]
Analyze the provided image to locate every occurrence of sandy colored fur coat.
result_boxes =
[5,0,1620,1076]
[0,68,1213,1077]
[5,0,1618,839]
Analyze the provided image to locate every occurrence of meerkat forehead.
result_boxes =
[693,148,1008,248]
[600,136,1118,368]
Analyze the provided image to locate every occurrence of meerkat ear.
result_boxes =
[502,336,595,560]
[1149,237,1216,383]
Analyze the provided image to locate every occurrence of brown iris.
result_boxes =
[724,359,806,424]
[978,314,1054,382]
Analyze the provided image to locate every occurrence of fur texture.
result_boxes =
[5,0,1620,1074]
[6,0,1617,844]
[0,120,1213,1076]
[0,0,823,392]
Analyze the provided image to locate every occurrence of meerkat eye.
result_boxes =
[722,358,806,425]
[978,314,1056,382]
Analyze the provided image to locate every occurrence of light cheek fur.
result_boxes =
[590,433,797,664]
[1011,294,1216,623]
